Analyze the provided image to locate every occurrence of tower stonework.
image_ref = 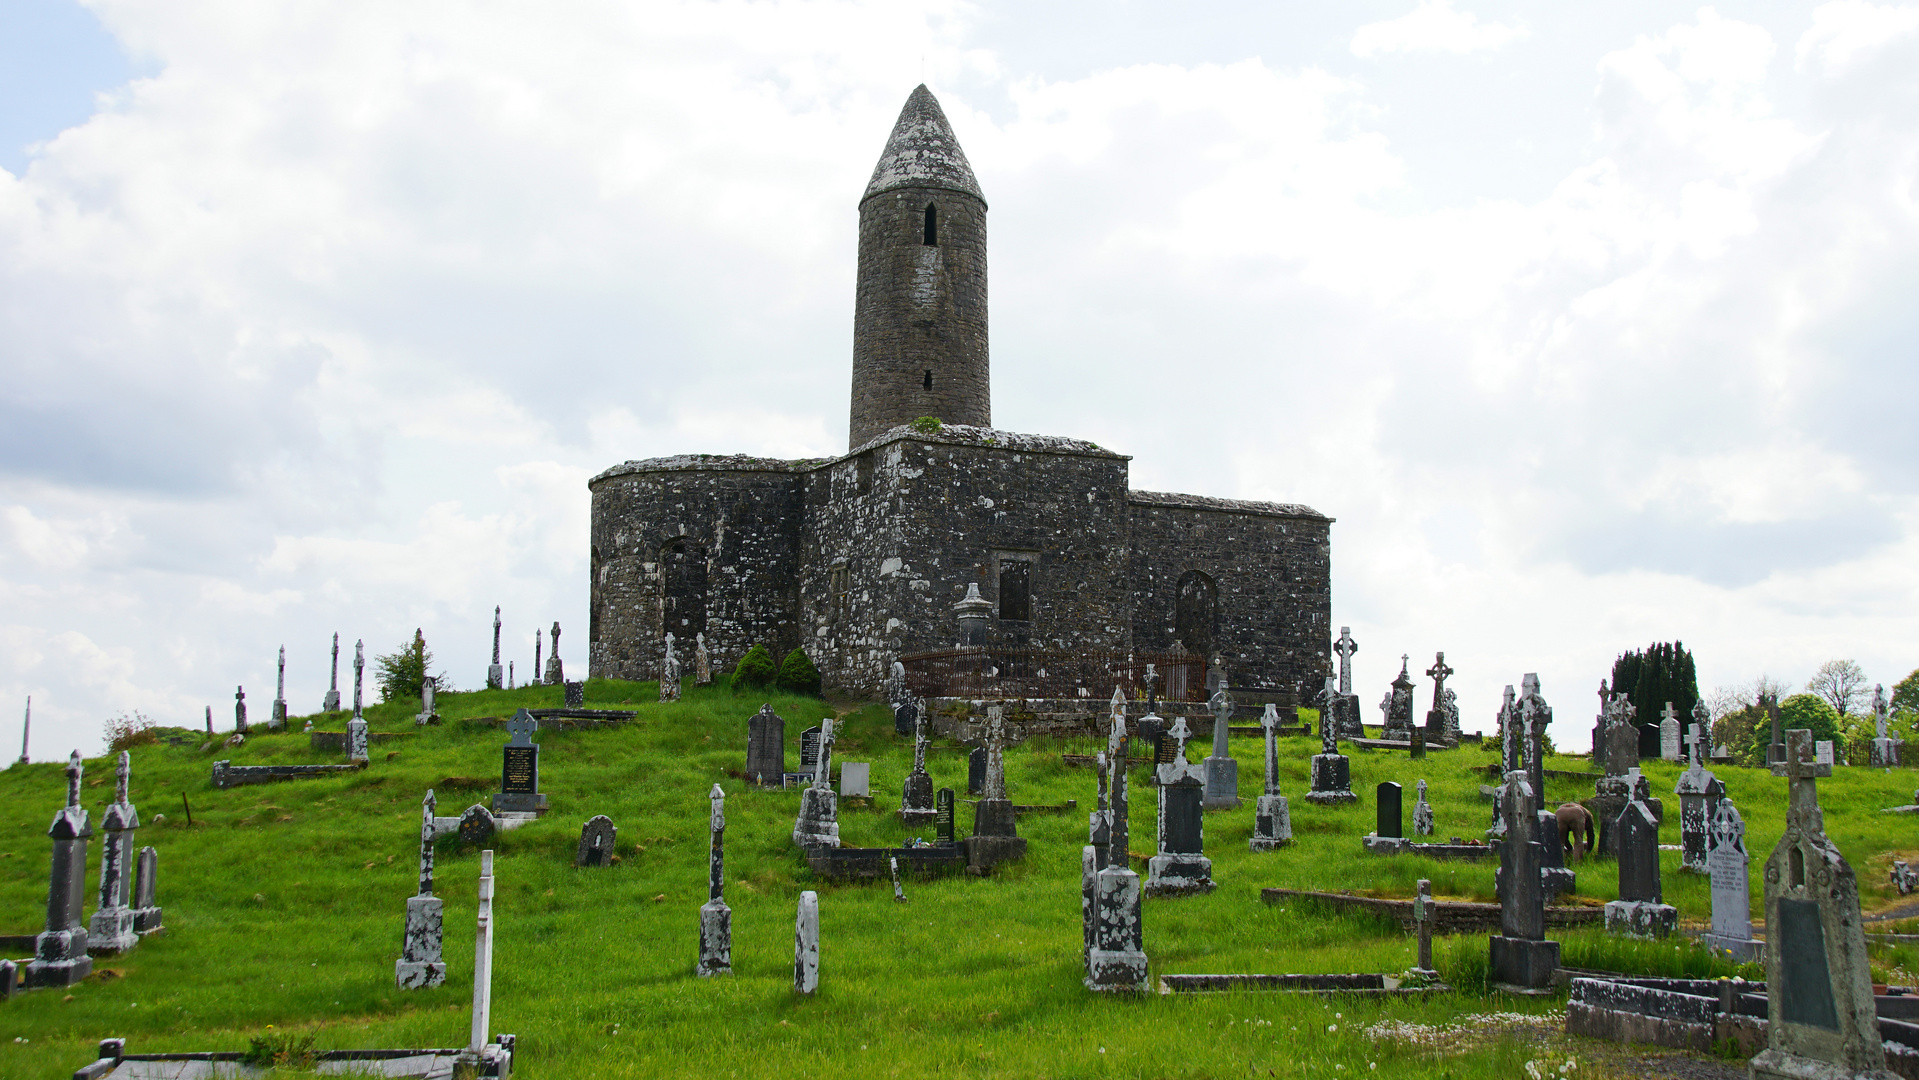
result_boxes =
[850,85,989,449]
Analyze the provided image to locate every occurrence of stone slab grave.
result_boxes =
[1156,973,1444,996]
[1356,838,1497,860]
[575,816,616,867]
[1260,888,1603,932]
[1751,728,1900,1080]
[1306,676,1359,805]
[1701,796,1763,962]
[310,730,413,753]
[1145,715,1215,897]
[745,703,785,786]
[491,711,548,815]
[213,759,366,790]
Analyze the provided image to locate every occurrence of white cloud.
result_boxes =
[1798,0,1919,74]
[1350,1,1527,58]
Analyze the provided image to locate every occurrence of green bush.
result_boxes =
[910,416,942,434]
[374,629,440,704]
[1742,692,1842,762]
[731,643,777,691]
[777,647,822,697]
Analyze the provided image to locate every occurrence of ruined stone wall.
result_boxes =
[799,426,1132,696]
[587,456,811,681]
[849,186,990,448]
[1127,491,1333,696]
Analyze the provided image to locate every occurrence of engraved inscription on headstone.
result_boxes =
[1777,898,1838,1031]
[502,747,536,793]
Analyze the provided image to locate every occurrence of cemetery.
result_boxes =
[0,666,1916,1078]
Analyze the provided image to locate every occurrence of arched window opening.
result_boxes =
[661,538,708,641]
[1174,570,1218,661]
[923,369,934,391]
[922,203,937,246]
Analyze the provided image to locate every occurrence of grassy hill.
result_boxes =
[0,680,1914,1078]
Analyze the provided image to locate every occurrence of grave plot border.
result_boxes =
[1259,888,1604,933]
[71,1036,517,1080]
[1156,972,1450,995]
[211,760,367,790]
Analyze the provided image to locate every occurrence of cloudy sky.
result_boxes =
[4,0,1917,758]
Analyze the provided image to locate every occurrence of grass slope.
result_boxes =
[0,682,1912,1078]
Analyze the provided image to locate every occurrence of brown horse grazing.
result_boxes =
[1557,803,1595,861]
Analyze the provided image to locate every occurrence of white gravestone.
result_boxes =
[838,762,870,799]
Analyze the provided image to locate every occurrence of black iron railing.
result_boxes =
[900,647,1207,703]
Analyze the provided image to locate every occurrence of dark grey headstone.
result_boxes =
[1376,782,1403,838]
[502,746,537,794]
[968,746,986,796]
[1614,801,1661,903]
[458,805,496,847]
[935,789,955,845]
[1161,783,1203,854]
[800,725,823,775]
[895,701,918,737]
[564,680,584,707]
[1778,897,1839,1031]
[576,815,616,867]
[746,705,785,784]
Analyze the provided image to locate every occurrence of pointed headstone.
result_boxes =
[1146,717,1215,896]
[26,752,93,988]
[1604,770,1676,938]
[1700,797,1761,962]
[746,704,785,785]
[323,632,342,712]
[88,751,139,954]
[698,785,731,977]
[1250,703,1292,851]
[397,790,447,989]
[1307,677,1358,805]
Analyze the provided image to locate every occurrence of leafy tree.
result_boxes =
[1892,667,1919,717]
[375,629,440,704]
[731,643,778,692]
[1713,705,1763,768]
[776,647,822,697]
[1742,692,1842,763]
[1805,658,1868,718]
[1610,642,1699,758]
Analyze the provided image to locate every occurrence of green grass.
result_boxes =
[0,683,1913,1077]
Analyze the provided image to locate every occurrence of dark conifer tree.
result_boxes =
[1610,641,1700,758]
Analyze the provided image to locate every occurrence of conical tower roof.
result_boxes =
[862,85,984,204]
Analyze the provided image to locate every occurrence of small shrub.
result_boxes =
[776,648,822,697]
[241,1029,317,1068]
[104,711,158,753]
[910,416,942,434]
[731,644,777,692]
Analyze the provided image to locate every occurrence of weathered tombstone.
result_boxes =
[234,684,248,734]
[575,815,616,867]
[1081,844,1098,976]
[323,632,342,712]
[934,789,956,845]
[1307,676,1358,805]
[1592,692,1642,857]
[1090,750,1113,870]
[793,891,819,995]
[458,804,497,847]
[792,719,841,849]
[1815,740,1835,767]
[346,638,369,764]
[1413,879,1437,976]
[1604,770,1676,938]
[27,752,93,988]
[1518,675,1550,801]
[544,621,564,685]
[1412,779,1434,837]
[839,762,870,798]
[965,707,1026,870]
[1202,684,1241,809]
[271,646,288,730]
[1375,782,1403,839]
[563,680,583,708]
[88,751,139,954]
[1380,655,1416,741]
[1674,705,1723,873]
[1333,626,1364,737]
[890,659,912,734]
[1086,703,1148,994]
[464,850,498,1068]
[891,855,905,902]
[534,633,543,685]
[1488,766,1559,994]
[698,785,731,977]
[1700,797,1762,962]
[694,632,712,687]
[1410,725,1426,760]
[800,724,823,776]
[1146,717,1215,896]
[131,846,161,934]
[900,705,934,824]
[660,632,682,704]
[967,743,986,796]
[1894,862,1919,897]
[1659,702,1681,761]
[746,704,785,785]
[1249,703,1292,851]
[1106,700,1132,866]
[491,710,547,814]
[487,607,504,690]
[1872,684,1901,767]
[1765,693,1786,767]
[1751,729,1895,1080]
[397,790,447,989]
[0,959,14,1000]
[1424,652,1458,746]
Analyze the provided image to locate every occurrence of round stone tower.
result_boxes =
[849,85,989,449]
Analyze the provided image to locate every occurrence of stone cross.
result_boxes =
[1412,778,1434,836]
[418,790,436,895]
[1169,715,1192,758]
[1701,796,1759,961]
[1684,721,1705,769]
[983,706,1007,800]
[115,750,129,805]
[397,788,445,989]
[1776,725,1833,830]
[67,748,82,807]
[708,784,726,903]
[1658,701,1681,761]
[324,632,341,712]
[548,622,562,682]
[1203,684,1240,809]
[1143,663,1160,712]
[1425,652,1454,701]
[1261,703,1281,796]
[1876,684,1889,740]
[1108,693,1130,862]
[1209,684,1232,760]
[90,750,138,954]
[699,783,732,976]
[1334,627,1358,695]
[1499,684,1520,774]
[273,646,287,727]
[1319,675,1339,756]
[353,639,365,719]
[813,718,836,790]
[1520,675,1549,798]
[534,634,542,685]
[234,685,247,734]
[695,633,711,686]
[1413,878,1435,973]
[27,751,94,989]
[794,891,819,994]
[467,850,496,1055]
[18,695,28,765]
[488,607,503,690]
[660,633,681,703]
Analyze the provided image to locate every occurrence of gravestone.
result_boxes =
[1424,652,1459,746]
[131,846,161,934]
[894,696,919,739]
[271,646,288,729]
[458,804,497,847]
[1086,699,1148,993]
[416,676,441,726]
[891,855,905,902]
[563,681,583,708]
[1106,699,1132,867]
[1146,717,1215,896]
[234,685,248,734]
[1700,797,1762,962]
[698,784,731,977]
[1537,803,1575,899]
[965,707,1026,870]
[1202,685,1241,809]
[967,744,986,795]
[659,632,681,703]
[1873,684,1901,767]
[1375,782,1403,839]
[397,790,447,989]
[1307,677,1358,805]
[1380,655,1416,741]
[791,719,841,849]
[839,762,870,798]
[934,789,956,845]
[1750,729,1895,1080]
[1894,862,1919,897]
[1518,675,1550,802]
[88,751,139,954]
[1673,706,1724,873]
[1409,725,1425,760]
[323,632,342,712]
[694,632,712,687]
[1413,879,1437,976]
[1815,740,1835,767]
[1412,779,1434,837]
[1488,765,1558,994]
[1765,694,1786,767]
[900,706,934,824]
[491,710,547,814]
[346,638,369,763]
[544,622,564,685]
[487,606,504,690]
[1604,771,1676,938]
[1659,702,1681,761]
[800,725,823,775]
[1249,703,1292,851]
[26,752,93,988]
[1090,751,1112,870]
[745,704,785,785]
[793,891,819,995]
[1333,626,1365,737]
[1592,692,1643,857]
[575,815,616,867]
